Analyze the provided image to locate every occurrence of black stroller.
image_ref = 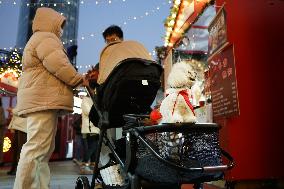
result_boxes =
[75,58,234,189]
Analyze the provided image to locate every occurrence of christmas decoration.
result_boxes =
[3,136,12,153]
[150,108,162,124]
[0,49,22,77]
[0,70,19,88]
[155,46,167,64]
[164,0,215,48]
[0,49,22,93]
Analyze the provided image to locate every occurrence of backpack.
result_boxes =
[88,104,99,127]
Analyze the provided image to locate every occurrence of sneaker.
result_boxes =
[73,158,83,166]
[79,165,93,175]
[89,162,96,169]
[72,158,78,163]
[94,183,103,189]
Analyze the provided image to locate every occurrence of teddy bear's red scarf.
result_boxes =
[171,89,195,116]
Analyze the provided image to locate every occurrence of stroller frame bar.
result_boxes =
[127,126,234,174]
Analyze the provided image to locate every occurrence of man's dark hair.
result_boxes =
[102,25,123,40]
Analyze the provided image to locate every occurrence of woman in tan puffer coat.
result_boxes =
[13,7,85,189]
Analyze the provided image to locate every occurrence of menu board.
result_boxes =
[208,44,240,119]
[208,6,227,56]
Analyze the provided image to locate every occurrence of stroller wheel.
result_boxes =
[75,176,90,189]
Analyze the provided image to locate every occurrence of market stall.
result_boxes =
[160,0,216,122]
[161,0,284,188]
[0,49,21,163]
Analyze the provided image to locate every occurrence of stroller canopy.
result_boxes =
[97,58,163,128]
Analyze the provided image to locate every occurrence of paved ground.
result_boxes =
[0,160,93,189]
[0,160,224,189]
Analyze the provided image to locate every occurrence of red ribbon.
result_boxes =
[172,90,195,116]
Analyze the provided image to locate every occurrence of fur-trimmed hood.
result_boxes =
[32,7,66,38]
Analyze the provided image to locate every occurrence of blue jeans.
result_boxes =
[82,134,98,163]
[74,134,84,161]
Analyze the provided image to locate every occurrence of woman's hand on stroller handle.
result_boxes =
[82,76,89,87]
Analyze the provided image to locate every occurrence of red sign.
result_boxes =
[208,44,240,119]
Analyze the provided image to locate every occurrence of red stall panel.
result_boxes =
[215,0,284,181]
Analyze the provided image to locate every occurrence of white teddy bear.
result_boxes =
[160,61,197,123]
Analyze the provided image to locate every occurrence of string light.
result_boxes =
[0,0,136,7]
[12,2,72,7]
[164,0,214,47]
[56,1,169,47]
[164,0,182,46]
[0,49,23,89]
[1,1,170,71]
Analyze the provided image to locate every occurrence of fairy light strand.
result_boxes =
[2,1,171,50]
[1,0,172,72]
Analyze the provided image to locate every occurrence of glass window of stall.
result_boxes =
[172,5,216,122]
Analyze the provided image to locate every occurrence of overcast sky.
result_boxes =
[0,0,171,74]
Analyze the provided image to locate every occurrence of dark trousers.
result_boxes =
[10,130,27,171]
[82,134,99,163]
[74,134,84,161]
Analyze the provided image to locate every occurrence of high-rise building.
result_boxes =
[16,0,80,66]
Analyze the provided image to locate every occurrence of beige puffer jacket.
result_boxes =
[97,40,153,84]
[15,8,83,116]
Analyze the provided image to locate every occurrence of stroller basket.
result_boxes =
[123,118,234,185]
